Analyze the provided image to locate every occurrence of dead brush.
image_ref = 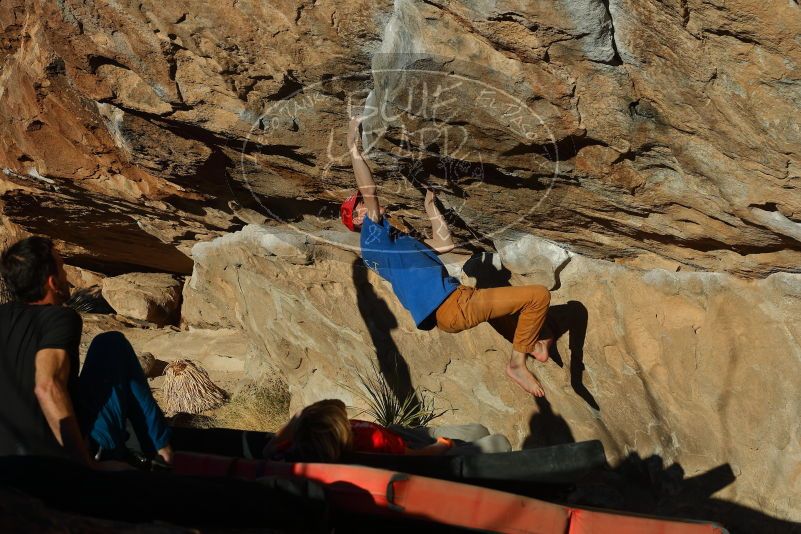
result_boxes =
[163,359,229,415]
[0,275,11,304]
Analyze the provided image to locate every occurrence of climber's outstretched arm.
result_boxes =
[423,188,455,254]
[348,117,382,224]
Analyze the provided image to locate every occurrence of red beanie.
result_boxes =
[340,191,362,232]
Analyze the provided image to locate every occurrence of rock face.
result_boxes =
[101,273,181,326]
[137,351,158,378]
[64,265,105,289]
[184,225,801,527]
[493,231,572,289]
[2,0,801,529]
[0,0,800,277]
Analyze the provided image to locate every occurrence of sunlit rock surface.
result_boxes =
[101,272,182,326]
[1,0,800,276]
[184,225,801,526]
[1,0,801,529]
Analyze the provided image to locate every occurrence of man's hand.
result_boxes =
[157,444,173,465]
[424,187,436,207]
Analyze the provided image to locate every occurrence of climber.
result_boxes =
[340,117,553,397]
[0,236,172,468]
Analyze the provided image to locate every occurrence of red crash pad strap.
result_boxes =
[173,451,269,479]
[568,508,728,534]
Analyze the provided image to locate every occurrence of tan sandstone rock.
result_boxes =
[0,0,800,528]
[493,231,572,289]
[0,0,799,277]
[101,273,182,326]
[63,265,105,289]
[183,225,801,526]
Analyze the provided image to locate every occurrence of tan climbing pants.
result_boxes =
[435,285,551,354]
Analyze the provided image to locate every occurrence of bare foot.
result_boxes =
[529,338,553,363]
[506,352,546,397]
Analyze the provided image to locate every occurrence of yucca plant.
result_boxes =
[66,287,115,314]
[344,362,447,428]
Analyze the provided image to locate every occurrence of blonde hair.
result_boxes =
[292,399,353,462]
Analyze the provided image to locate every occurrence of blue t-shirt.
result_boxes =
[361,217,460,330]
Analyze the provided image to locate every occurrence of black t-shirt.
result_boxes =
[0,302,82,457]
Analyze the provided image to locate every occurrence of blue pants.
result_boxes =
[79,332,171,455]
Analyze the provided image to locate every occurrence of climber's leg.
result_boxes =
[79,332,170,456]
[436,285,551,396]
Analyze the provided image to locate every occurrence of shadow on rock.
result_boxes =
[522,397,575,449]
[462,254,598,410]
[66,286,115,314]
[546,300,599,411]
[462,252,512,289]
[571,453,801,534]
[352,257,419,407]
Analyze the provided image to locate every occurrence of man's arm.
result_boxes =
[423,188,455,254]
[34,348,92,465]
[348,117,382,223]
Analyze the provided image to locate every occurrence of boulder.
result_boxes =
[183,225,801,527]
[101,273,181,326]
[1,0,800,528]
[493,232,572,289]
[63,265,105,289]
[137,351,158,378]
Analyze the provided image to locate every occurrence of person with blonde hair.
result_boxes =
[264,399,509,462]
[283,399,353,462]
[264,399,454,462]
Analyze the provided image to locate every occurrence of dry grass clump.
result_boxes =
[166,377,289,432]
[163,359,229,416]
[0,275,12,305]
[210,379,290,432]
